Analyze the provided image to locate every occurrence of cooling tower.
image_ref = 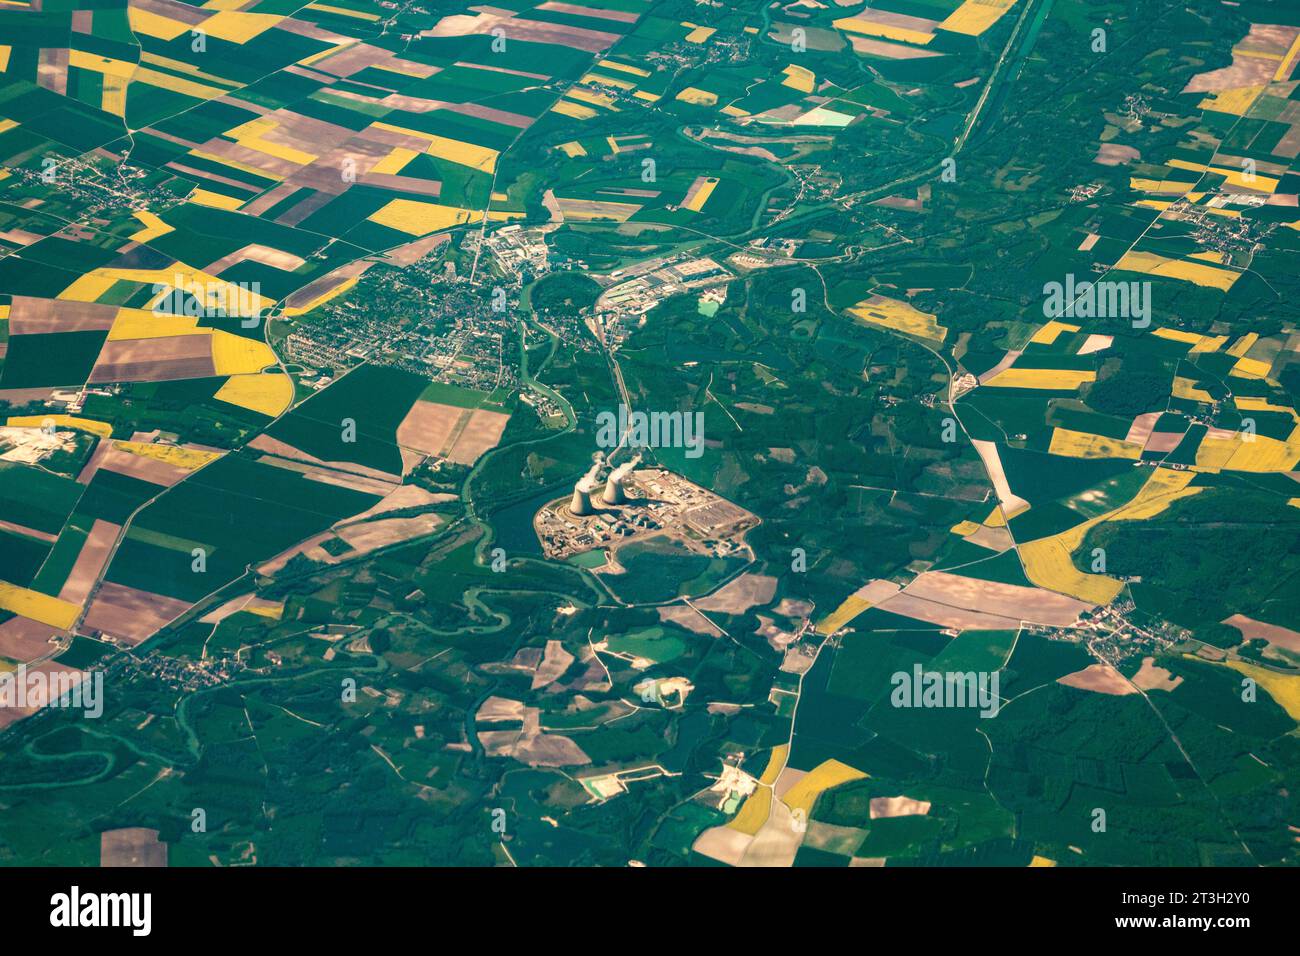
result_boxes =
[602,453,641,505]
[570,456,604,516]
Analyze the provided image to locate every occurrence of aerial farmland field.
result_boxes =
[0,0,1296,931]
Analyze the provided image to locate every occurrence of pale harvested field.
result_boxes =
[1094,143,1140,166]
[247,434,402,483]
[971,439,1030,516]
[241,180,305,217]
[101,827,168,867]
[538,2,638,22]
[0,518,56,543]
[0,615,61,661]
[362,172,443,197]
[870,795,931,819]
[853,7,938,31]
[1184,24,1299,92]
[477,695,526,722]
[395,400,461,457]
[767,23,845,53]
[445,408,510,465]
[1133,656,1184,692]
[774,598,813,617]
[532,639,574,690]
[57,519,120,606]
[476,700,590,766]
[899,571,1091,626]
[257,455,399,496]
[83,581,191,644]
[1125,411,1161,446]
[256,531,333,575]
[1223,613,1300,653]
[874,592,1021,630]
[8,297,116,334]
[77,441,189,487]
[554,198,640,221]
[349,484,453,522]
[738,800,802,867]
[696,573,777,614]
[965,524,1014,551]
[205,243,305,273]
[1144,431,1184,453]
[756,614,796,649]
[89,336,215,383]
[804,820,867,855]
[425,10,619,51]
[0,387,59,404]
[657,603,722,636]
[772,765,807,801]
[200,593,262,625]
[692,826,753,866]
[855,579,905,603]
[780,644,816,675]
[381,232,452,267]
[335,513,443,556]
[514,732,590,767]
[1058,663,1136,695]
[1077,334,1113,355]
[849,35,942,57]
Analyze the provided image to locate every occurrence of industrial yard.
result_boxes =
[533,457,758,563]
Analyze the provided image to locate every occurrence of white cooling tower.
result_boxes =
[570,456,604,516]
[602,453,641,505]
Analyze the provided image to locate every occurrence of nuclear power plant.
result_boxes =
[569,455,605,517]
[536,456,757,562]
[602,453,642,505]
[567,452,645,515]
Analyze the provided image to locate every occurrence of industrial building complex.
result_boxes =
[536,456,758,563]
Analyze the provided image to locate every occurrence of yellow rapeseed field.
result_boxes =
[782,64,815,93]
[7,415,113,438]
[848,295,947,343]
[983,368,1095,389]
[682,177,718,212]
[782,759,868,816]
[1172,376,1214,402]
[1152,327,1227,352]
[108,309,205,340]
[1115,250,1239,290]
[1029,320,1080,345]
[1048,427,1144,459]
[214,373,295,418]
[113,441,221,470]
[832,16,933,45]
[368,199,474,235]
[1221,659,1300,722]
[1020,468,1201,604]
[675,86,717,106]
[816,593,873,634]
[552,99,596,119]
[0,583,81,630]
[938,0,1017,36]
[727,745,788,835]
[211,331,277,376]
